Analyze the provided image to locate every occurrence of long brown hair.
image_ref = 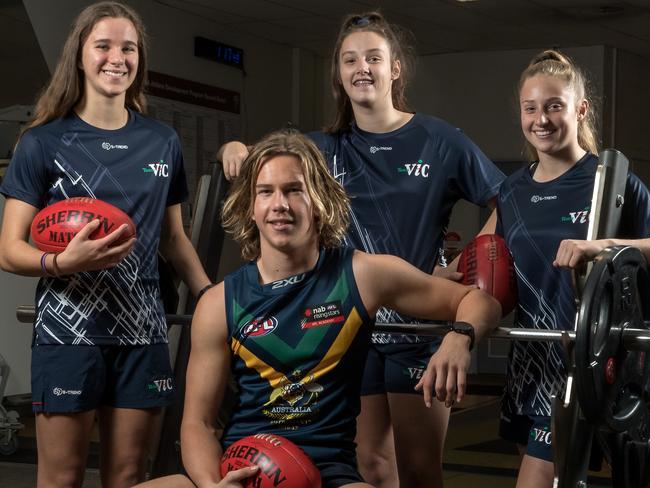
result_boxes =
[24,1,148,133]
[325,12,415,133]
[519,49,599,161]
[222,130,350,261]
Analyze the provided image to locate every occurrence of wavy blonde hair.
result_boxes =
[222,130,350,261]
[519,49,599,161]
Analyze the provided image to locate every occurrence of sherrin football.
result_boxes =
[457,234,517,316]
[30,197,136,253]
[220,433,321,488]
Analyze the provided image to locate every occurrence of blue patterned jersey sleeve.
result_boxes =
[454,129,504,206]
[426,122,504,207]
[0,130,49,208]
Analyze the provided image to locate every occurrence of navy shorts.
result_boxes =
[360,340,440,395]
[499,411,553,462]
[319,461,364,488]
[31,343,175,413]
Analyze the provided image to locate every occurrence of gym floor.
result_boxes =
[0,375,613,487]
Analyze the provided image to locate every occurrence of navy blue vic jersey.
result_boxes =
[309,114,504,342]
[0,110,188,346]
[496,153,650,416]
[222,247,373,466]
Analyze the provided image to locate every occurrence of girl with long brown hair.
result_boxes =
[0,2,210,486]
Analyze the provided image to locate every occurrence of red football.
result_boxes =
[457,234,517,316]
[30,197,136,253]
[220,434,321,488]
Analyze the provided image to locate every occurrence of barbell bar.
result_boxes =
[13,310,650,350]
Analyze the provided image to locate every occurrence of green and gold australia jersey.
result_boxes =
[222,247,373,465]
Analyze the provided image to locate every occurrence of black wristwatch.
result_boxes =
[449,321,475,351]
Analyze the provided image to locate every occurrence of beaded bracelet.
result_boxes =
[40,252,52,276]
[197,283,216,301]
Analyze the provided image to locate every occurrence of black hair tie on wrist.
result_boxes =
[197,283,215,301]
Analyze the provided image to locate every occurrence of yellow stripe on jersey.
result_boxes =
[230,337,287,390]
[305,307,363,380]
[230,307,364,391]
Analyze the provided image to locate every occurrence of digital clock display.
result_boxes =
[194,36,244,70]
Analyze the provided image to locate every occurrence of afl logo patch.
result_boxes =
[242,316,278,337]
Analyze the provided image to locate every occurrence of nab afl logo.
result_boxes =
[243,316,278,337]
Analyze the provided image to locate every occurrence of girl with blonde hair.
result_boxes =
[496,49,650,488]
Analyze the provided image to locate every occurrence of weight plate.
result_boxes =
[600,426,650,488]
[575,246,650,432]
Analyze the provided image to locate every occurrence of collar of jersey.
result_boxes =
[525,152,595,187]
[351,112,419,140]
[69,108,136,136]
[246,248,327,295]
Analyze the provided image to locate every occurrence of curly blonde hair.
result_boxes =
[222,130,350,261]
